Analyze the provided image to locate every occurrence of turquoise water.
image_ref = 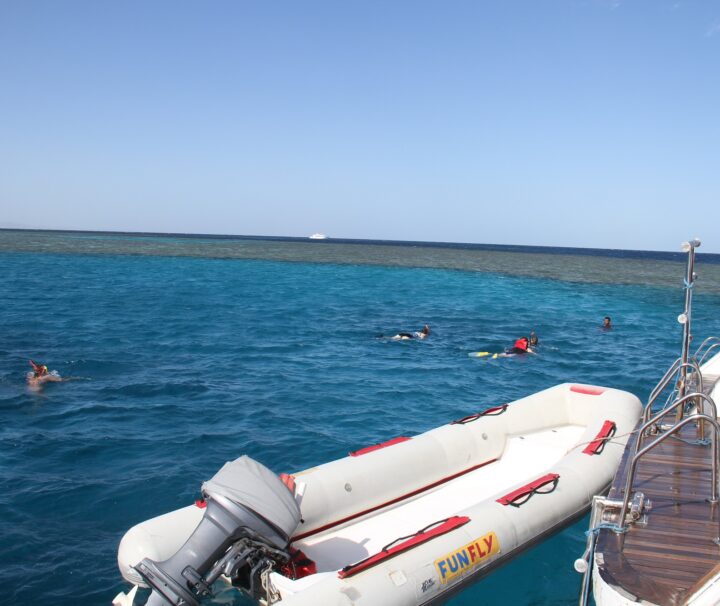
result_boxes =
[2,231,720,606]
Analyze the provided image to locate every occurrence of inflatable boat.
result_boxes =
[114,382,641,606]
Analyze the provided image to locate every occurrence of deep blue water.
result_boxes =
[2,236,720,606]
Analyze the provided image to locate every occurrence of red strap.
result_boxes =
[350,436,411,457]
[570,385,606,396]
[338,516,470,579]
[497,473,560,506]
[583,420,617,455]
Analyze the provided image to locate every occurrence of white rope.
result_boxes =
[567,427,641,454]
[261,562,281,605]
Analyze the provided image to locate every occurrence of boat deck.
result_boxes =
[596,398,720,606]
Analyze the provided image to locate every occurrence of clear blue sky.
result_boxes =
[1,1,719,251]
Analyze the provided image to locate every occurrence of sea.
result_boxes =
[2,229,720,606]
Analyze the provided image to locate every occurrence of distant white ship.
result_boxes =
[309,233,328,240]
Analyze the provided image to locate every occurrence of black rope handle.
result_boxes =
[593,424,617,455]
[452,404,508,425]
[506,476,559,508]
[381,518,450,552]
[339,516,469,578]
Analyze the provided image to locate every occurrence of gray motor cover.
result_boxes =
[136,456,302,606]
[202,455,301,543]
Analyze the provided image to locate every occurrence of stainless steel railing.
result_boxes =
[643,359,704,423]
[640,391,717,441]
[619,392,720,527]
[696,337,720,367]
[578,410,720,606]
[620,410,720,531]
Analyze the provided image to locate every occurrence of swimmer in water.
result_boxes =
[505,336,535,355]
[27,359,66,392]
[468,334,538,359]
[601,316,612,330]
[390,324,431,340]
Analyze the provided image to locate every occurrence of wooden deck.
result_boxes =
[596,379,720,605]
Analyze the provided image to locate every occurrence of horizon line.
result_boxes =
[0,226,716,260]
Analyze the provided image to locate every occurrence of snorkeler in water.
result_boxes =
[377,324,431,340]
[390,324,431,341]
[469,333,537,359]
[504,336,536,355]
[27,359,67,391]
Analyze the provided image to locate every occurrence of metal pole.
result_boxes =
[677,239,701,422]
[576,495,611,606]
[577,529,597,606]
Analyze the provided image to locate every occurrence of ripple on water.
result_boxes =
[1,243,720,606]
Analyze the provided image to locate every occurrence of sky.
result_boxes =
[1,1,719,252]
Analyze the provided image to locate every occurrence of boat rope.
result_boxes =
[582,421,617,455]
[666,433,711,446]
[585,521,627,536]
[641,418,712,446]
[261,562,281,605]
[568,427,641,455]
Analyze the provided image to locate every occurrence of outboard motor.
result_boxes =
[135,456,301,606]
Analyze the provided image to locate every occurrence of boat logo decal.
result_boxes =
[434,531,500,584]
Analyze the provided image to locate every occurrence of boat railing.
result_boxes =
[643,359,703,422]
[620,407,720,533]
[647,357,683,407]
[637,391,716,453]
[577,240,716,606]
[696,336,720,367]
[577,408,720,606]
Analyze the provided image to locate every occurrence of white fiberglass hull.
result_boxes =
[593,564,720,606]
[116,383,641,606]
